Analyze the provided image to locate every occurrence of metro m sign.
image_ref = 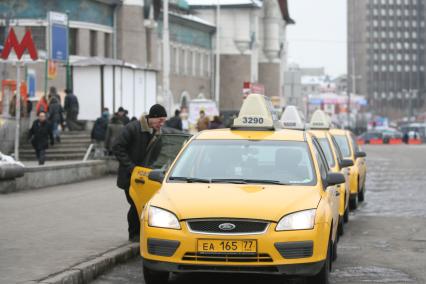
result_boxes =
[1,28,38,61]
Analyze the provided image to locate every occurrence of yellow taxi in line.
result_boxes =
[135,95,345,284]
[308,110,354,236]
[329,128,367,210]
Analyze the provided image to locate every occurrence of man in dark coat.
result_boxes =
[64,89,80,131]
[91,109,110,158]
[113,104,167,241]
[105,114,124,155]
[166,109,183,131]
[48,97,63,143]
[28,112,54,165]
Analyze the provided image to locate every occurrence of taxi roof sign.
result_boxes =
[233,94,279,130]
[280,105,305,130]
[309,109,331,130]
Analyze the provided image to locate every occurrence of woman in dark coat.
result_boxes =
[28,112,54,165]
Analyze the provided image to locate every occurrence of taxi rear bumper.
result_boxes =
[142,257,325,276]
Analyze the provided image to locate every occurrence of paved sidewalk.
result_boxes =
[0,177,129,284]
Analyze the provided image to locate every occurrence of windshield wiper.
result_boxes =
[242,179,289,185]
[211,179,248,184]
[211,178,288,185]
[168,176,211,183]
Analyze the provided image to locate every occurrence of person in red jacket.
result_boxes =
[36,96,49,114]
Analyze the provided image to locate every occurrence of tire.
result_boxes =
[338,217,344,237]
[143,265,170,284]
[349,195,358,210]
[358,184,365,202]
[307,241,331,284]
[343,204,349,223]
[332,239,338,262]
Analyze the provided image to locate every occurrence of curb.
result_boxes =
[37,243,140,284]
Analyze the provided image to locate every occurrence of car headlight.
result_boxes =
[276,209,316,231]
[148,206,181,230]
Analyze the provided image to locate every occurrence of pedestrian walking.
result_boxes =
[36,96,49,114]
[91,108,110,158]
[196,110,210,132]
[48,86,61,104]
[208,115,224,129]
[48,97,64,143]
[113,104,167,242]
[64,89,80,131]
[105,114,124,156]
[28,111,54,165]
[166,109,183,131]
[123,109,131,125]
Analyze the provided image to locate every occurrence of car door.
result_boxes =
[312,138,339,239]
[130,133,191,217]
[349,132,366,187]
[330,135,350,211]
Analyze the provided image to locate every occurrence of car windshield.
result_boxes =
[333,135,352,158]
[318,138,335,168]
[168,140,316,185]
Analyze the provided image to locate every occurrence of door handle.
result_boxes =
[135,178,145,184]
[335,191,340,197]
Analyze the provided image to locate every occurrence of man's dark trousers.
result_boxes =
[35,149,46,165]
[124,189,140,239]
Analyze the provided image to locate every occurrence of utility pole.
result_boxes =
[162,0,170,114]
[14,62,21,161]
[215,0,221,109]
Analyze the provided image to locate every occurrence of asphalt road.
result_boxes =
[92,145,426,284]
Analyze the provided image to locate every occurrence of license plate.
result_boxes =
[197,239,257,254]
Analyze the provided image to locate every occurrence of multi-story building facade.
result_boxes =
[348,0,426,118]
[188,0,294,112]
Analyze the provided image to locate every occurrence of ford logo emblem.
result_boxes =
[218,223,236,231]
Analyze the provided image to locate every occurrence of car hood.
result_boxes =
[149,183,322,222]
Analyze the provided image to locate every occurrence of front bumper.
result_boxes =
[143,257,325,276]
[141,220,330,276]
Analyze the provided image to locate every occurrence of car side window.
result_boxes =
[311,138,329,187]
[145,134,191,170]
[350,133,361,153]
[330,136,344,165]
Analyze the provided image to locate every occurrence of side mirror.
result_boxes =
[355,151,367,158]
[148,169,165,183]
[340,159,354,168]
[326,172,345,187]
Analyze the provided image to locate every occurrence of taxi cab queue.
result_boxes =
[128,94,367,284]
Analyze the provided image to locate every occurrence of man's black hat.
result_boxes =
[149,104,167,118]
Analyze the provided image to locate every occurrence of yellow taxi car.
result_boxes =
[329,128,367,210]
[308,110,354,235]
[135,95,345,284]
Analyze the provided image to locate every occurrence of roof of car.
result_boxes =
[308,129,329,138]
[329,128,348,136]
[195,128,307,141]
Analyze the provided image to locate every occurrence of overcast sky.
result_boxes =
[286,0,347,77]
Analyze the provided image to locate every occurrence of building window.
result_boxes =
[105,32,111,58]
[69,28,78,55]
[90,30,97,57]
[179,48,185,74]
[0,26,6,46]
[29,26,46,51]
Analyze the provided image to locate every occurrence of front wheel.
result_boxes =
[143,265,169,284]
[343,204,349,223]
[307,241,331,284]
[358,184,365,202]
[349,195,358,210]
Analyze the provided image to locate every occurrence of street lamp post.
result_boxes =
[215,0,221,109]
[162,0,171,114]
